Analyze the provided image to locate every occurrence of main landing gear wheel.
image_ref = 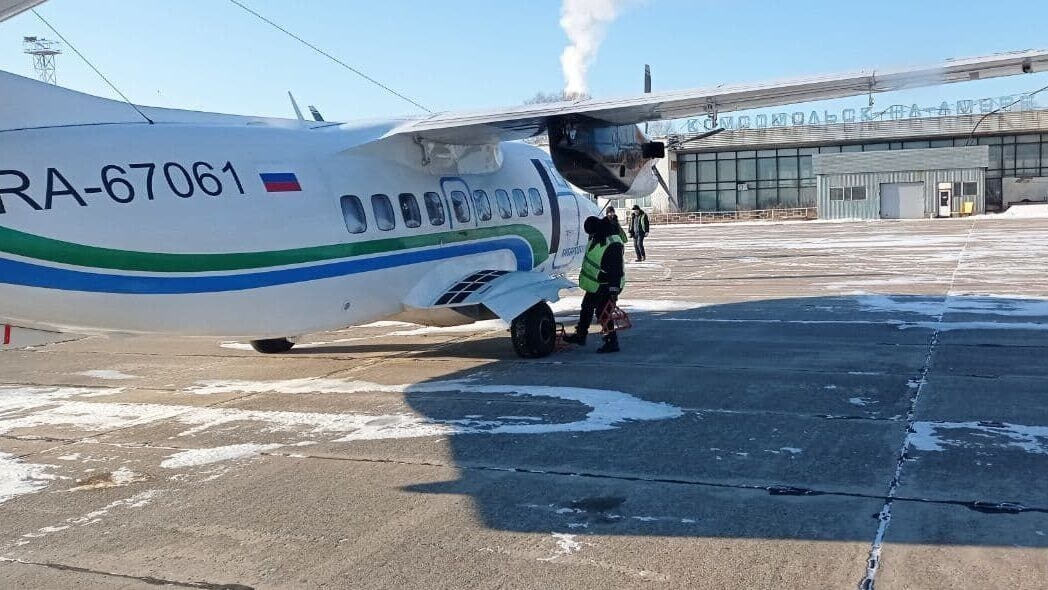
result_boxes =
[250,338,295,354]
[510,302,557,359]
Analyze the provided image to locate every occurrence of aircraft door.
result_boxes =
[532,159,582,270]
[555,193,582,270]
[440,178,477,229]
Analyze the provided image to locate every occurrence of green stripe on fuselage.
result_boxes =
[0,224,548,272]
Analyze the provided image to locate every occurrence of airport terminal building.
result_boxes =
[657,108,1048,218]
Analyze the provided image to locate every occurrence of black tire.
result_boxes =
[250,338,295,354]
[510,302,557,358]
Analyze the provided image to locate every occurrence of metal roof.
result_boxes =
[674,108,1048,152]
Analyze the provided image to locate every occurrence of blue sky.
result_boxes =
[1,0,1046,124]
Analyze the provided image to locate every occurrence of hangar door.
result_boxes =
[880,182,925,219]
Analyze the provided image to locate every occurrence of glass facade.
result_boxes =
[675,133,1048,212]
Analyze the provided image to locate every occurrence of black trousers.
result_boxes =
[577,290,616,336]
[633,233,646,259]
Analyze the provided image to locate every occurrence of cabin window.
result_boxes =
[527,188,544,215]
[423,191,446,226]
[511,188,529,217]
[494,189,513,219]
[339,195,367,234]
[371,194,395,231]
[472,190,492,221]
[450,190,471,223]
[399,193,422,228]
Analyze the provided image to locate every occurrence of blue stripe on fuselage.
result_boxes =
[0,238,533,295]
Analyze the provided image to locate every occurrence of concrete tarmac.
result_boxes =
[2,217,1047,589]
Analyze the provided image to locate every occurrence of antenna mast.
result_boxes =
[23,35,61,84]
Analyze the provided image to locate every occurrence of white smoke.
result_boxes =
[559,0,634,97]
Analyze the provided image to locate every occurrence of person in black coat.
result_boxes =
[564,217,625,353]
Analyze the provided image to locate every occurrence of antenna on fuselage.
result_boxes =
[287,91,305,121]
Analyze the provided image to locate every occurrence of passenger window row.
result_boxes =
[339,188,543,235]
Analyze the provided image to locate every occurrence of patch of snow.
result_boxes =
[898,321,1048,332]
[0,453,55,504]
[183,378,684,439]
[77,370,138,381]
[910,421,1048,455]
[990,203,1048,219]
[553,297,703,314]
[848,397,871,407]
[359,321,416,328]
[0,379,682,446]
[387,320,508,337]
[538,533,586,561]
[160,443,283,469]
[218,341,254,351]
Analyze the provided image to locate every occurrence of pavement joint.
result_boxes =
[0,557,254,589]
[859,218,978,590]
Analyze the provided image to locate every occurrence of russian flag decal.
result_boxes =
[259,172,302,193]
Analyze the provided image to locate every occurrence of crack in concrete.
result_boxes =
[0,557,253,589]
[258,448,1048,514]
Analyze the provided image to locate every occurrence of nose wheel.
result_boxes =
[510,302,556,358]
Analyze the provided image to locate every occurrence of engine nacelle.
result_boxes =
[548,117,665,197]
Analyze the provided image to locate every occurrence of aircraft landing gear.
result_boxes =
[250,337,295,354]
[510,302,556,358]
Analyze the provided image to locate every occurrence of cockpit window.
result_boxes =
[472,190,492,221]
[450,190,471,223]
[399,193,422,228]
[339,195,367,234]
[527,188,544,215]
[423,192,446,226]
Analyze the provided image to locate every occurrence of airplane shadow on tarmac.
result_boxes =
[314,294,1048,547]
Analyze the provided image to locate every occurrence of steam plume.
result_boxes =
[559,0,633,96]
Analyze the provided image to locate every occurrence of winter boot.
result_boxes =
[563,331,588,346]
[596,332,620,354]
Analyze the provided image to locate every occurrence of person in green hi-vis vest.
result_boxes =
[563,216,626,353]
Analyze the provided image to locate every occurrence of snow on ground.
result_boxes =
[0,380,683,444]
[76,370,138,380]
[160,444,284,469]
[984,204,1048,219]
[910,421,1048,455]
[0,453,56,504]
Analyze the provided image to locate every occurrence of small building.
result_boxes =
[814,146,988,219]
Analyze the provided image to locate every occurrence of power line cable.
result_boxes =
[965,83,1048,145]
[227,0,432,114]
[31,9,154,124]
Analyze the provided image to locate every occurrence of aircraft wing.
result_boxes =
[388,49,1048,145]
[0,0,45,22]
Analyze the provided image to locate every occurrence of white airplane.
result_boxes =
[1,1,1046,357]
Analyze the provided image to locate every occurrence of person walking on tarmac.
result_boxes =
[564,216,626,353]
[628,205,650,261]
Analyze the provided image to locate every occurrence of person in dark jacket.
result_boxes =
[628,205,650,261]
[564,216,626,353]
[605,206,628,242]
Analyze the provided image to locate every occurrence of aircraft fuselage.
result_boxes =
[0,122,591,338]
